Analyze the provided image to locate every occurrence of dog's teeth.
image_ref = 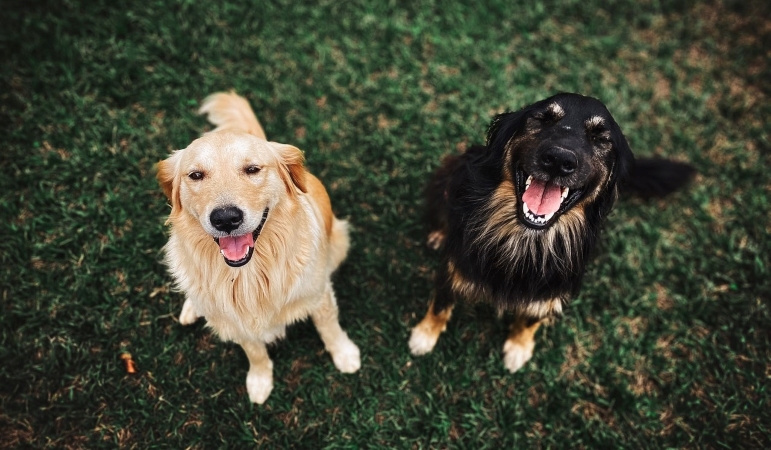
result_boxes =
[543,212,554,222]
[561,187,569,199]
[525,175,532,189]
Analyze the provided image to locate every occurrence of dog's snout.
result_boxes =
[210,206,244,233]
[540,147,578,177]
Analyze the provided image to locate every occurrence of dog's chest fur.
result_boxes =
[442,158,604,315]
[165,201,329,343]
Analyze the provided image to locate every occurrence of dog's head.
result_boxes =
[487,93,634,229]
[157,131,307,267]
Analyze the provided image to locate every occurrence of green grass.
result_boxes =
[1,0,769,447]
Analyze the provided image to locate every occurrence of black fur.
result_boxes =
[621,157,697,199]
[426,93,694,318]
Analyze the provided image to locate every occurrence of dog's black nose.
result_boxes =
[210,207,244,233]
[540,147,578,177]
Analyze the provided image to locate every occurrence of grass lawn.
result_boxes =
[1,0,769,447]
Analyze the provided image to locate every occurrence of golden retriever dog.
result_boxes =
[157,92,360,404]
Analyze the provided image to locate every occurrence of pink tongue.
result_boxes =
[218,234,254,261]
[522,179,563,216]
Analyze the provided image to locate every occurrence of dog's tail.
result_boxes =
[199,91,267,139]
[621,157,696,198]
[328,217,350,273]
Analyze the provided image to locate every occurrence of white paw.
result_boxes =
[503,339,535,373]
[246,370,273,404]
[330,337,361,373]
[409,324,439,356]
[179,298,200,325]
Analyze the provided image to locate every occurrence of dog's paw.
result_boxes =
[246,371,273,404]
[330,337,361,374]
[179,298,200,325]
[409,323,439,356]
[502,339,535,373]
[426,231,446,250]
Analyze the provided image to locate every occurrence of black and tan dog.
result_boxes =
[409,93,694,372]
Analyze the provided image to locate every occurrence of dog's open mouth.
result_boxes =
[516,170,583,229]
[213,208,269,267]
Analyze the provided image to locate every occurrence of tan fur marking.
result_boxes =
[585,115,605,129]
[448,259,487,300]
[506,316,543,349]
[502,315,544,372]
[427,230,446,250]
[548,102,565,118]
[502,134,534,182]
[416,300,454,338]
[470,166,606,276]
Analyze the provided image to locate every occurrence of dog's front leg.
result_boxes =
[502,316,543,373]
[311,284,361,373]
[179,297,201,325]
[240,341,274,404]
[409,261,455,355]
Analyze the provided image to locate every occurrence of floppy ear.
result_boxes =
[485,101,545,159]
[589,120,635,220]
[486,110,529,152]
[270,142,308,194]
[608,120,635,187]
[156,150,183,218]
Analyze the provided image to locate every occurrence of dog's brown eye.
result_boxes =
[245,165,261,175]
[188,171,204,180]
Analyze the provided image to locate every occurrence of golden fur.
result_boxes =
[157,92,359,404]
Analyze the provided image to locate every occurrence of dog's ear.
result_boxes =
[485,102,544,157]
[270,142,308,194]
[156,150,183,218]
[590,120,635,220]
[608,120,635,186]
[486,110,528,152]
